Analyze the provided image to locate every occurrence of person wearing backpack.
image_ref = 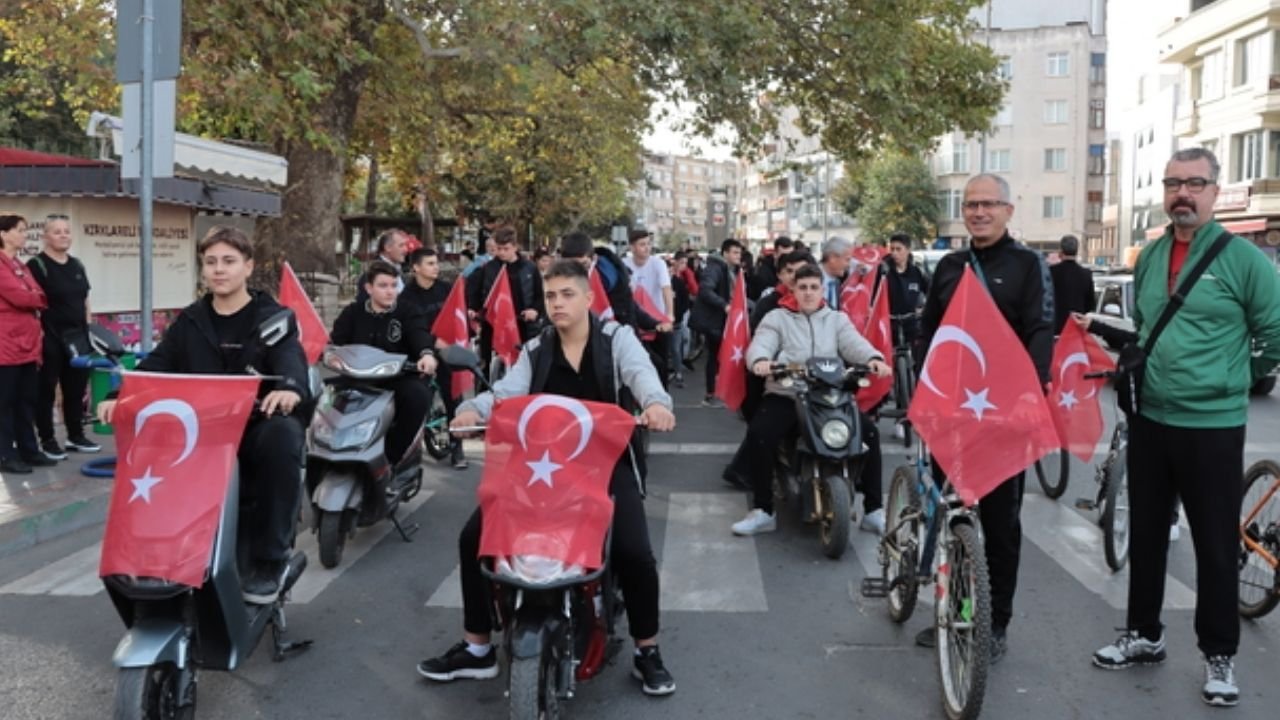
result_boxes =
[27,214,99,459]
[1089,148,1280,709]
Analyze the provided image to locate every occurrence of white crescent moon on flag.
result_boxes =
[919,325,988,398]
[1059,352,1096,399]
[517,396,595,462]
[131,399,200,465]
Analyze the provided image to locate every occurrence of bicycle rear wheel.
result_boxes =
[884,466,921,623]
[1101,446,1130,572]
[936,522,990,720]
[1034,449,1070,499]
[1239,460,1280,619]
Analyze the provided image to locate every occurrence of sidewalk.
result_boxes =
[0,434,117,559]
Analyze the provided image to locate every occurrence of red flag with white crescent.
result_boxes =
[840,266,877,331]
[99,372,260,587]
[477,395,636,569]
[714,271,749,410]
[430,280,475,400]
[907,267,1060,505]
[856,281,893,412]
[632,285,672,341]
[588,267,615,321]
[484,265,521,366]
[278,262,328,365]
[1048,320,1115,462]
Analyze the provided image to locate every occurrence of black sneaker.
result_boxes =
[65,436,101,453]
[417,641,499,681]
[40,439,68,460]
[241,561,283,604]
[22,453,57,468]
[632,646,676,696]
[0,458,33,474]
[990,626,1007,664]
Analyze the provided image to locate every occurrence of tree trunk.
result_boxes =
[364,155,380,214]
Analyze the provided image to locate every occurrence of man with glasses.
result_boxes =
[918,173,1055,663]
[1089,148,1280,708]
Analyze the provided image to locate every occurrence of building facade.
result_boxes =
[630,153,737,249]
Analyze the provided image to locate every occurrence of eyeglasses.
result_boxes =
[1161,177,1214,194]
[962,200,1009,212]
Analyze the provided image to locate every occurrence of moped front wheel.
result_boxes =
[317,510,348,569]
[817,475,851,559]
[508,654,559,720]
[113,663,195,720]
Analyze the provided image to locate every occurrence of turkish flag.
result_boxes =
[430,280,475,400]
[588,267,615,321]
[907,267,1060,505]
[1049,320,1115,462]
[278,262,329,365]
[851,243,888,268]
[856,282,893,412]
[484,265,522,366]
[99,372,261,588]
[632,285,672,341]
[715,271,749,410]
[840,266,877,331]
[477,395,636,569]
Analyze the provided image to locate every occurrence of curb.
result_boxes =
[0,477,114,560]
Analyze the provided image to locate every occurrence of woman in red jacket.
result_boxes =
[0,213,51,474]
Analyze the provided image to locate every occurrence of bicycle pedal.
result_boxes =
[860,577,889,598]
[1074,498,1096,511]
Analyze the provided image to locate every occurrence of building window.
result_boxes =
[952,144,969,174]
[1043,196,1065,219]
[987,149,1011,172]
[1044,148,1067,171]
[1236,32,1267,87]
[1090,53,1106,84]
[994,102,1013,126]
[1090,100,1105,129]
[1200,51,1224,100]
[1087,202,1103,222]
[1270,132,1280,177]
[997,57,1013,81]
[1233,130,1265,182]
[935,189,963,220]
[1044,100,1068,124]
[1088,144,1106,175]
[1047,52,1069,77]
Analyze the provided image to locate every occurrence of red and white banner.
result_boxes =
[714,272,749,411]
[484,265,521,366]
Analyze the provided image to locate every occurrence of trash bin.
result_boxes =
[89,353,136,435]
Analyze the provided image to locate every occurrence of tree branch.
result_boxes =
[390,0,465,60]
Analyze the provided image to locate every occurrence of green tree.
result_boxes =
[853,151,939,246]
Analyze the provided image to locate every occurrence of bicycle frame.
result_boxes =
[1242,477,1280,569]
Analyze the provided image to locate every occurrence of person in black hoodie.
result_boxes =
[466,227,543,375]
[883,233,931,370]
[689,239,744,406]
[918,174,1054,662]
[402,247,467,468]
[331,261,438,468]
[96,227,312,604]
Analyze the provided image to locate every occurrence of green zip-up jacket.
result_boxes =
[1134,220,1280,428]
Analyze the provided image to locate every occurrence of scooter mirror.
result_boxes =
[258,310,294,348]
[440,345,481,370]
[87,323,126,357]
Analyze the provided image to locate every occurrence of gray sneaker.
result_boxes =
[1092,630,1166,669]
[1202,655,1239,707]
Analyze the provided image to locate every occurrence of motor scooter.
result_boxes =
[102,311,312,720]
[305,344,426,568]
[771,357,873,559]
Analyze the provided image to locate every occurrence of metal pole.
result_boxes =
[139,0,155,352]
[822,153,831,244]
[979,1,993,173]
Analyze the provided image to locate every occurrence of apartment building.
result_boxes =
[630,153,737,249]
[933,21,1108,254]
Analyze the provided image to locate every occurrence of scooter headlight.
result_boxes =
[820,419,851,449]
[333,418,380,450]
[311,414,335,446]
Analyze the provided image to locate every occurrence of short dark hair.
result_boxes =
[628,229,652,244]
[365,259,400,284]
[198,226,254,260]
[0,213,26,233]
[543,258,590,286]
[376,229,404,253]
[409,247,438,265]
[533,248,552,261]
[493,227,517,246]
[774,236,794,250]
[889,233,912,248]
[721,238,744,254]
[1059,234,1080,257]
[778,250,813,271]
[558,232,594,259]
[792,263,823,283]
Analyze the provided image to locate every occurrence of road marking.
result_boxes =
[0,544,103,596]
[1021,494,1195,610]
[659,492,768,612]
[425,565,463,608]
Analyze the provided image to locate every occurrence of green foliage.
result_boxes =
[853,150,939,245]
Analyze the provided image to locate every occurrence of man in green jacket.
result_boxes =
[1091,148,1280,708]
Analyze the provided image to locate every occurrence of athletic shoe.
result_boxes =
[1202,655,1239,707]
[450,443,468,470]
[65,436,101,453]
[1092,630,1166,669]
[860,508,886,535]
[417,642,499,681]
[0,458,33,474]
[990,626,1007,664]
[682,358,695,371]
[632,646,676,696]
[701,396,725,408]
[731,509,776,536]
[21,453,56,468]
[241,561,283,604]
[40,439,67,461]
[893,423,906,440]
[1170,524,1181,542]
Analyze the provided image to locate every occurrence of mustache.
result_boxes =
[1171,200,1197,212]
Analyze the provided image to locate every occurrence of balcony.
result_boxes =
[1158,0,1280,64]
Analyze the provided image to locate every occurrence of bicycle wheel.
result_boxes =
[1239,460,1280,619]
[1034,449,1070,500]
[884,466,921,623]
[1101,446,1130,572]
[424,386,452,461]
[936,522,990,720]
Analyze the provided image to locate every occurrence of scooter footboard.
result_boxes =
[111,618,190,669]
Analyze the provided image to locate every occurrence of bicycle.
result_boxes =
[1033,447,1070,500]
[862,439,991,720]
[423,376,453,461]
[1071,373,1129,571]
[878,312,919,448]
[1239,459,1280,619]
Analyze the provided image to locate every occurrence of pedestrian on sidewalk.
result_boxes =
[689,238,743,407]
[1048,234,1095,334]
[0,214,53,474]
[28,214,100,460]
[1089,148,1280,708]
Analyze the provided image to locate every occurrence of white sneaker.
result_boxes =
[732,509,776,536]
[893,423,906,440]
[1202,655,1239,707]
[1170,524,1181,542]
[860,508,886,535]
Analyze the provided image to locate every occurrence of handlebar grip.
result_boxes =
[1082,371,1114,379]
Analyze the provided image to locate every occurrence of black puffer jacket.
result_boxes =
[689,253,737,338]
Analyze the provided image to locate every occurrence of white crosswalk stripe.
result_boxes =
[659,492,768,612]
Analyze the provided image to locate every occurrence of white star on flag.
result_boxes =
[960,388,997,421]
[129,467,163,504]
[525,450,563,488]
[730,345,744,363]
[1057,390,1079,411]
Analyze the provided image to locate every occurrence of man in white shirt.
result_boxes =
[624,230,673,317]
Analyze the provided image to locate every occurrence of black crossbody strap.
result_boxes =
[1142,230,1233,355]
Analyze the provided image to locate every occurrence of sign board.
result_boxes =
[121,80,176,179]
[116,0,183,83]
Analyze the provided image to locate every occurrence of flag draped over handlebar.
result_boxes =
[1049,320,1115,462]
[477,395,636,569]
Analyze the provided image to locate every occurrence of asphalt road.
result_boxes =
[2,388,1279,720]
